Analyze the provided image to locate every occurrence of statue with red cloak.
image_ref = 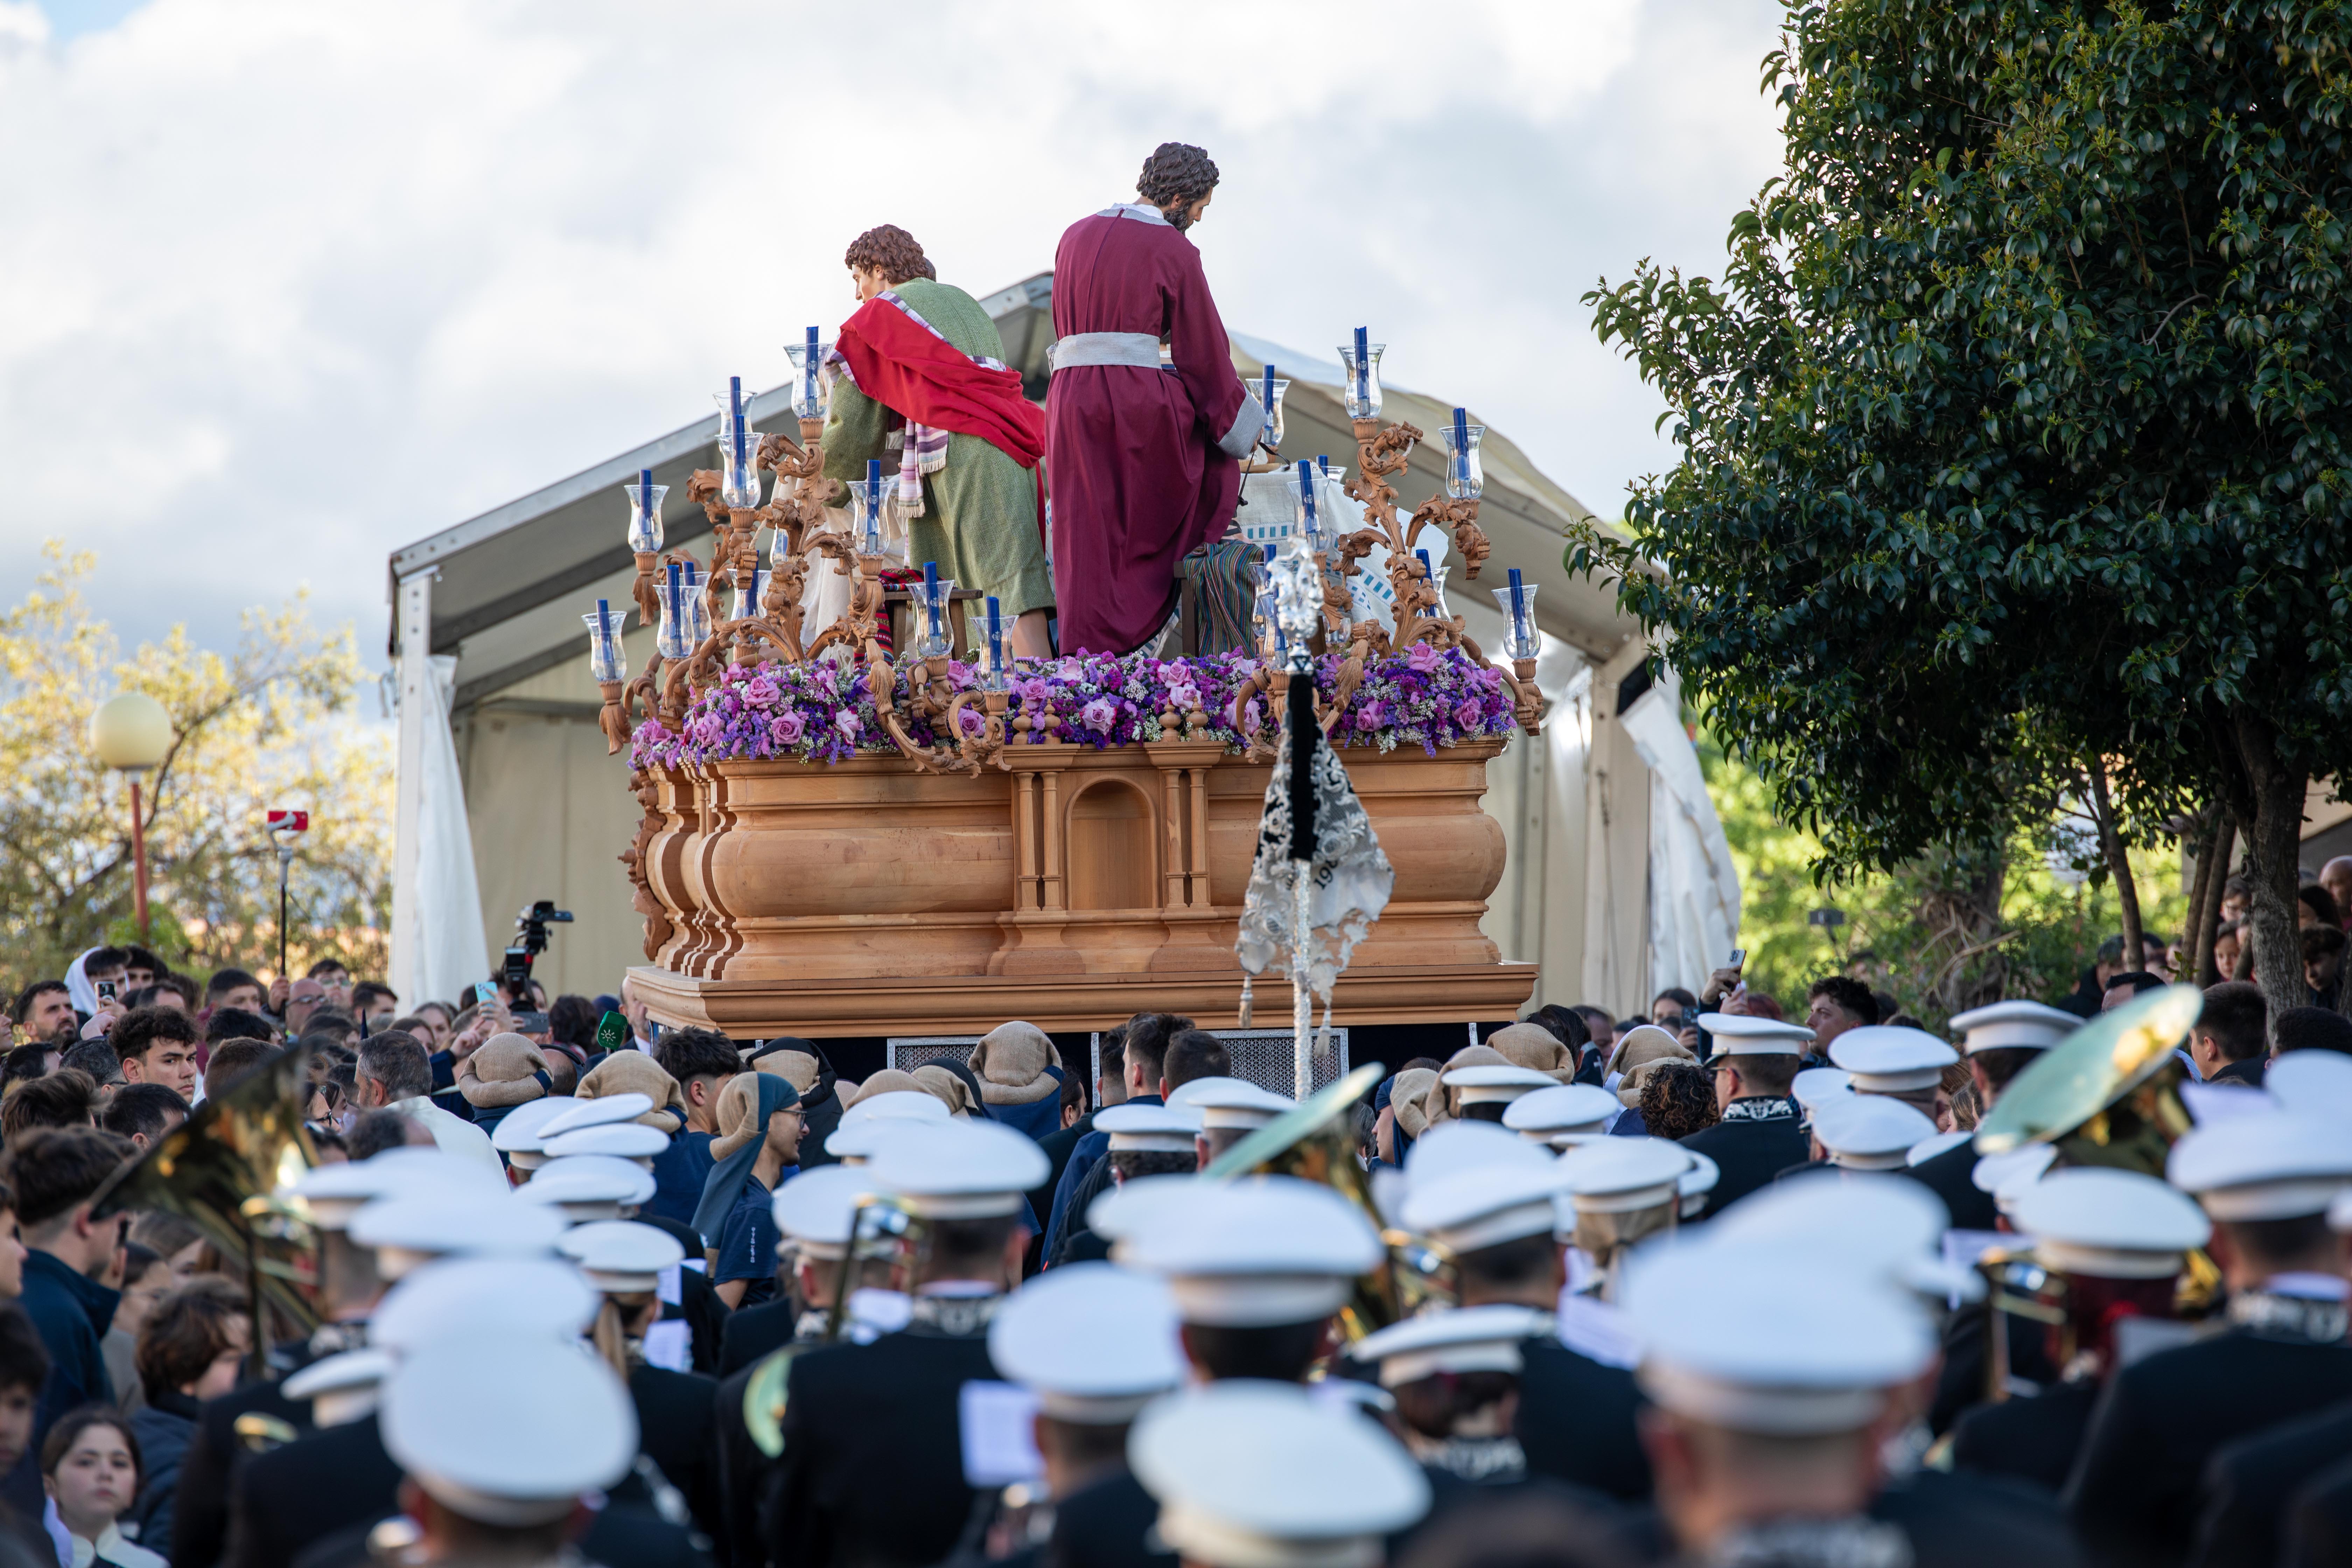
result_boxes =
[1045,143,1263,656]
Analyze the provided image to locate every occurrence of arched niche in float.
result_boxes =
[1065,778,1158,911]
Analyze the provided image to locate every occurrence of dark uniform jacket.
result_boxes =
[2065,1314,2352,1568]
[1948,1379,2098,1495]
[288,1503,707,1568]
[2186,1399,2352,1568]
[2284,1451,2352,1568]
[223,1414,401,1568]
[716,1309,832,1568]
[1516,1338,1651,1501]
[1039,1467,1171,1568]
[1608,1469,2080,1568]
[719,1301,801,1378]
[632,1362,725,1552]
[1929,1292,2060,1437]
[770,1298,1002,1568]
[174,1364,322,1567]
[1676,1098,1808,1221]
[1905,1138,1997,1231]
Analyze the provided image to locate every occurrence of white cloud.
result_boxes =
[0,0,1783,663]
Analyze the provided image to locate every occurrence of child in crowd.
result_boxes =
[124,1278,247,1556]
[41,1408,162,1568]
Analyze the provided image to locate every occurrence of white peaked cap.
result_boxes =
[281,1347,396,1429]
[1084,1174,1203,1255]
[1828,1027,1959,1093]
[2167,1110,2352,1220]
[371,1256,601,1351]
[2013,1168,2210,1279]
[987,1262,1184,1422]
[1791,1068,1854,1110]
[348,1192,569,1280]
[1624,1237,1935,1435]
[824,1118,930,1162]
[1439,1064,1559,1106]
[1404,1121,1552,1189]
[1972,1142,2058,1196]
[489,1098,577,1167]
[382,1335,637,1527]
[839,1090,952,1128]
[1097,1102,1205,1154]
[867,1118,1049,1219]
[514,1155,656,1221]
[1166,1076,1256,1110]
[770,1164,873,1260]
[1712,1169,1970,1301]
[1180,1081,1295,1132]
[1119,1176,1382,1327]
[1400,1163,1570,1254]
[1501,1084,1618,1141]
[1130,1382,1430,1568]
[289,1149,499,1230]
[1696,1014,1815,1054]
[1347,1303,1547,1389]
[1948,1000,2082,1055]
[538,1093,654,1137]
[1808,1096,1937,1170]
[556,1219,685,1293]
[541,1123,668,1164]
[1556,1138,1692,1214]
[1907,1130,1973,1167]
[2269,1050,2352,1120]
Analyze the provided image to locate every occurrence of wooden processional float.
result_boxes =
[590,339,1548,1037]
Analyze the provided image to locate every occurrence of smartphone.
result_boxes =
[95,980,117,1003]
[1727,949,1746,968]
[473,981,498,1006]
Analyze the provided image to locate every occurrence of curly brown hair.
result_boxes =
[844,225,934,287]
[1137,142,1219,211]
[1639,1059,1720,1142]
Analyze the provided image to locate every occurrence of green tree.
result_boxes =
[1575,0,2352,1023]
[0,545,393,995]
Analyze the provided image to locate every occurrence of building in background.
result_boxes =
[383,275,1738,1016]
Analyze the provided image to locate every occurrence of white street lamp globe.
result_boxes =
[89,691,173,771]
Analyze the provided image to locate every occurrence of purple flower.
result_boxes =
[955,706,987,738]
[834,708,861,742]
[1357,699,1385,729]
[1407,641,1441,673]
[1452,698,1482,729]
[1081,697,1118,733]
[1168,682,1202,712]
[770,711,805,746]
[744,675,781,706]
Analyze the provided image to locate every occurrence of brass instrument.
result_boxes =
[90,1043,322,1364]
[820,1192,928,1344]
[1199,1061,1456,1339]
[1973,983,2201,1172]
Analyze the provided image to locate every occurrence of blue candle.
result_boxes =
[923,560,941,635]
[1317,454,1332,475]
[864,458,884,546]
[729,375,746,470]
[638,468,652,524]
[1507,566,1527,645]
[986,595,1003,672]
[1296,458,1316,536]
[804,326,819,374]
[1261,364,1275,440]
[1415,548,1432,576]
[596,597,612,649]
[1352,326,1369,409]
[665,561,681,634]
[1452,407,1470,490]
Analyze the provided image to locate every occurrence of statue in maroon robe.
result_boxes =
[1046,143,1262,656]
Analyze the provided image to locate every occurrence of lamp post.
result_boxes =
[89,691,173,940]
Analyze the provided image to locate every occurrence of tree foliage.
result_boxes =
[1576,0,2352,1020]
[0,545,393,992]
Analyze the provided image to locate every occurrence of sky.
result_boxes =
[0,0,1786,671]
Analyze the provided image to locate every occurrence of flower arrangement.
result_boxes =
[630,646,1517,772]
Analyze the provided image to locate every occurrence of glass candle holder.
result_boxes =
[1251,546,1284,655]
[785,328,830,421]
[715,379,760,507]
[1441,410,1485,500]
[1338,328,1384,421]
[733,565,769,622]
[1315,455,1351,533]
[656,562,692,660]
[849,458,892,557]
[1287,460,1323,550]
[1259,365,1290,450]
[1414,548,1452,617]
[684,560,711,646]
[973,595,1007,689]
[1491,572,1540,660]
[584,601,627,682]
[623,469,667,553]
[918,566,958,659]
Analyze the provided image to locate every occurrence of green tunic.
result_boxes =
[821,278,1055,618]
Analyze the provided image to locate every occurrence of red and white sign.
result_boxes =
[265,810,310,833]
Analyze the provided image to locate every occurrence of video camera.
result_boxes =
[499,899,574,996]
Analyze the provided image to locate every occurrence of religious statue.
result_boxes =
[1045,142,1262,656]
[821,225,1056,657]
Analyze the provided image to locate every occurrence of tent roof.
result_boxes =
[387,271,1638,713]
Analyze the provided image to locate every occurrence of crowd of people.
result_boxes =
[0,934,2343,1568]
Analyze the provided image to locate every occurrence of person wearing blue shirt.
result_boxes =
[1042,1013,1195,1263]
[0,1127,122,1525]
[648,1028,742,1227]
[694,1072,804,1309]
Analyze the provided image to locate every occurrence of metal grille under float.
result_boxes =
[889,1030,1348,1103]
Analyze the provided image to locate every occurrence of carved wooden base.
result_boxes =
[624,738,1535,1039]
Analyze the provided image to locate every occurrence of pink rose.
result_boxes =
[1081,697,1118,733]
[1452,698,1483,729]
[955,706,987,738]
[744,675,781,706]
[690,715,723,745]
[1407,641,1441,673]
[770,711,805,746]
[1168,682,1202,712]
[834,708,861,741]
